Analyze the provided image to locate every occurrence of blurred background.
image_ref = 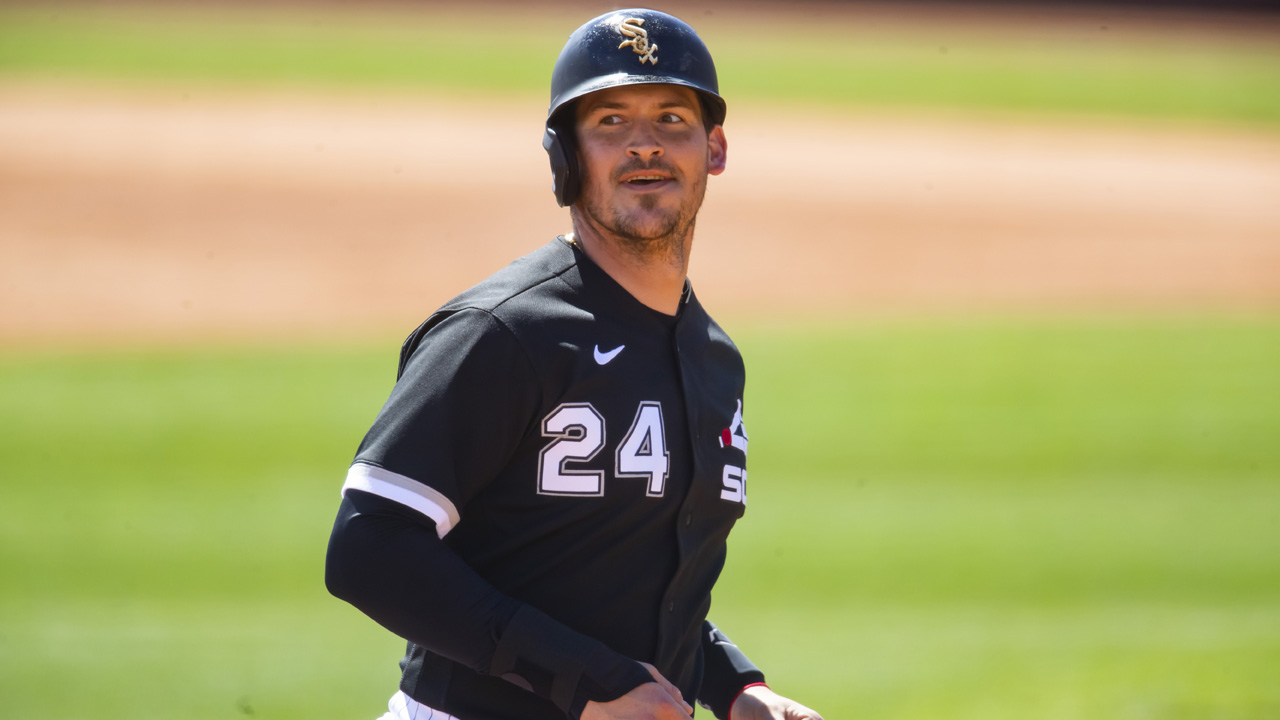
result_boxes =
[1,1,1278,718]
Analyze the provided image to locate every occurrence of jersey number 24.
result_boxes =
[537,401,669,497]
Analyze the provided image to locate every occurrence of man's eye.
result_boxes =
[660,112,684,123]
[600,115,624,126]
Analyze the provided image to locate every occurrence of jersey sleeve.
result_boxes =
[344,308,541,536]
[698,620,766,719]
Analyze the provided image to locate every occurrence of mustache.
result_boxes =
[612,159,681,183]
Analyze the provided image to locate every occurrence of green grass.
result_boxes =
[2,316,1279,719]
[1,4,1278,126]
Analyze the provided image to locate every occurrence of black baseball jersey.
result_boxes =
[331,237,761,719]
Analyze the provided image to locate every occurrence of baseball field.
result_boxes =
[2,2,1279,719]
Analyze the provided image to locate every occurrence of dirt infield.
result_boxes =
[2,82,1278,345]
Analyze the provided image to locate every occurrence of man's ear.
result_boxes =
[707,125,727,176]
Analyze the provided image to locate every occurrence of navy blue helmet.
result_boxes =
[542,9,726,207]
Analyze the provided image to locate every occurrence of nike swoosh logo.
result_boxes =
[593,344,625,365]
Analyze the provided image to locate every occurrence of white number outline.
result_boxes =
[614,401,670,497]
[537,403,606,496]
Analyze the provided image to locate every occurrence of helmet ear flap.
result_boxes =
[542,124,579,207]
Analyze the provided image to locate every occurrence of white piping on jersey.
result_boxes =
[343,462,461,538]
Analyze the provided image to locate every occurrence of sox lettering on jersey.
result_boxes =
[718,398,748,505]
[720,465,746,504]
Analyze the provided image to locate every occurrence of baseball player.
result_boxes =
[325,9,823,720]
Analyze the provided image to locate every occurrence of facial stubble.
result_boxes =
[577,161,708,269]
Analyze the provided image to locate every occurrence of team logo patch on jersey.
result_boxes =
[718,399,748,455]
[617,17,658,65]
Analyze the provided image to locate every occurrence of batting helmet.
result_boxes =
[543,9,727,207]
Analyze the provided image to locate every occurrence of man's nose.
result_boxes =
[626,126,663,160]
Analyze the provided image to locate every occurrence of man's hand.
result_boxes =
[581,662,693,720]
[730,684,823,720]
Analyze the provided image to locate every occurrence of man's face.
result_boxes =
[573,84,727,250]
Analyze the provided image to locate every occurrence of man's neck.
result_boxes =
[568,220,692,317]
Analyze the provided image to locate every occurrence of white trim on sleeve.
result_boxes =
[342,462,461,538]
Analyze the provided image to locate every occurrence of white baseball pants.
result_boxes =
[377,690,461,720]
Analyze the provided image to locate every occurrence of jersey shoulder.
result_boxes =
[397,239,581,369]
[439,238,579,318]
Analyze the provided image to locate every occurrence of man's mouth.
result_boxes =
[620,171,675,190]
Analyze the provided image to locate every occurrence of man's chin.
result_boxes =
[613,215,682,243]
[613,203,683,233]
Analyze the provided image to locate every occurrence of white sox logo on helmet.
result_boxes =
[617,17,658,65]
